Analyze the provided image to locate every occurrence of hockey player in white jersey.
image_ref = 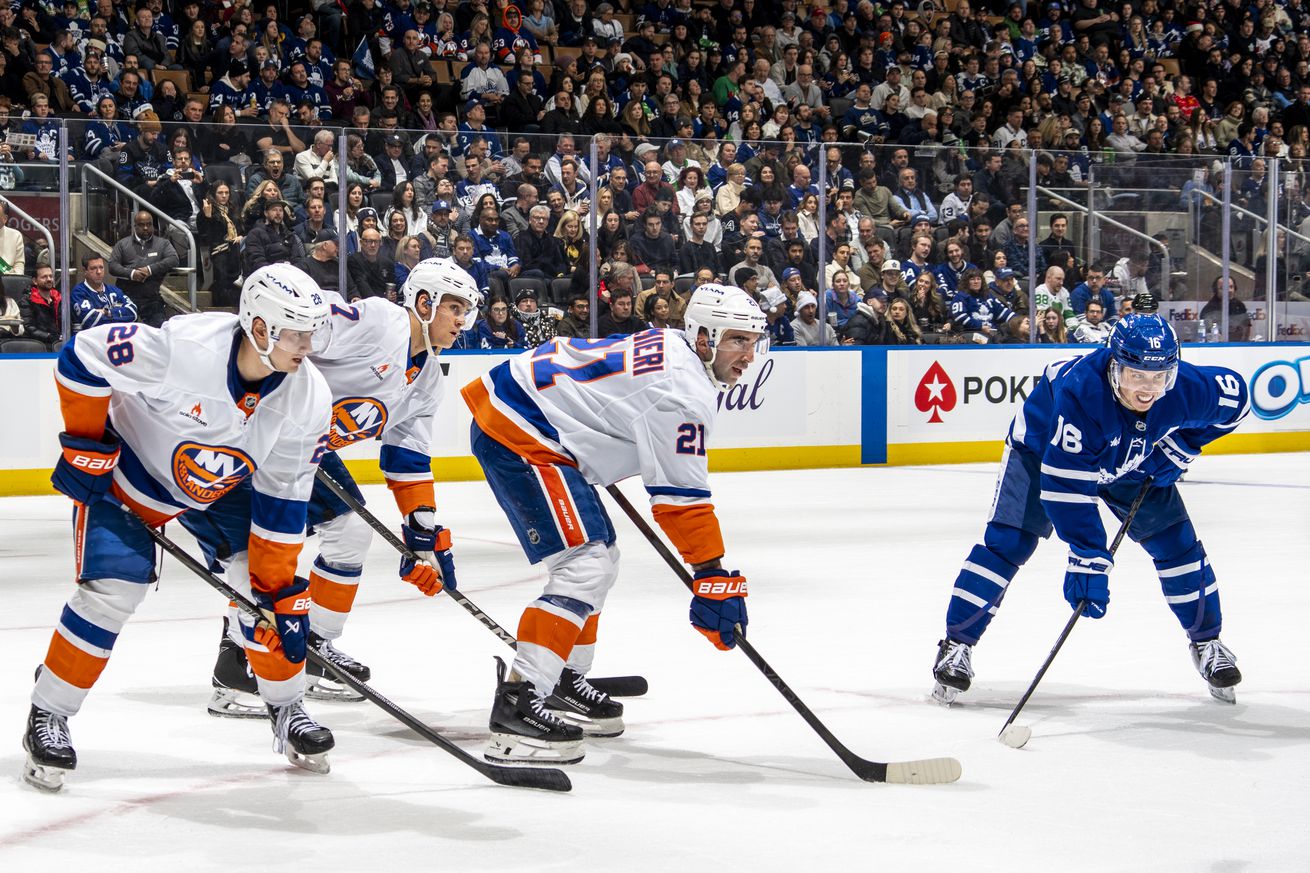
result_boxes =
[182,258,480,714]
[23,265,333,792]
[461,284,767,764]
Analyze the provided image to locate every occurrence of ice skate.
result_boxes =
[932,638,974,706]
[306,632,368,702]
[485,657,584,765]
[208,629,265,719]
[546,667,625,737]
[21,704,76,792]
[268,701,334,773]
[1191,638,1241,704]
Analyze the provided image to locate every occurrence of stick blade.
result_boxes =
[882,757,963,785]
[481,763,573,792]
[998,724,1032,749]
[585,675,649,697]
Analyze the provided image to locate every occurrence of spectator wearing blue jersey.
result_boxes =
[1069,263,1115,316]
[932,240,976,298]
[61,48,112,115]
[84,96,133,159]
[950,268,1015,338]
[71,254,136,331]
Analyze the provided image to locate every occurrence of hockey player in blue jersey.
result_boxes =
[932,302,1250,705]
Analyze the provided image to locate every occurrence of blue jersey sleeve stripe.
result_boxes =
[646,485,713,499]
[56,334,110,389]
[380,444,432,476]
[252,491,308,536]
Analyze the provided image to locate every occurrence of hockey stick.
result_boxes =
[314,467,649,697]
[604,484,962,785]
[997,479,1152,749]
[130,511,571,793]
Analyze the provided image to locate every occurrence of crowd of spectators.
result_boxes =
[0,0,1302,347]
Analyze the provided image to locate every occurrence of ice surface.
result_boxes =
[0,454,1307,871]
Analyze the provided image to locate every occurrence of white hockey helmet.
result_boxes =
[402,257,483,324]
[683,283,769,390]
[239,263,330,369]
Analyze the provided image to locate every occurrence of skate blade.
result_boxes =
[306,677,365,703]
[22,757,69,793]
[285,748,331,774]
[931,683,962,706]
[208,687,268,719]
[485,731,585,765]
[549,709,625,738]
[1208,684,1237,704]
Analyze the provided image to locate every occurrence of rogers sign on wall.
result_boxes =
[887,346,1310,447]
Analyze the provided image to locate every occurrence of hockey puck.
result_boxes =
[998,724,1032,749]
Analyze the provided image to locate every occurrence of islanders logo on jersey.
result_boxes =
[327,397,389,450]
[172,443,257,504]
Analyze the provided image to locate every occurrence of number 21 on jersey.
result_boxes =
[531,337,627,390]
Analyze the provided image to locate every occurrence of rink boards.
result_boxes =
[0,342,1307,495]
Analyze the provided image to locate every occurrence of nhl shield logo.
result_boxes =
[527,528,541,545]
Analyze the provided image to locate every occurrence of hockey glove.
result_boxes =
[51,431,120,505]
[1063,551,1113,619]
[1137,445,1189,488]
[689,568,748,651]
[400,508,456,595]
[253,576,311,664]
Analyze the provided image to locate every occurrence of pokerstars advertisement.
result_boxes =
[886,345,1310,448]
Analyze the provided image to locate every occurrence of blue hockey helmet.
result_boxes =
[1108,313,1179,397]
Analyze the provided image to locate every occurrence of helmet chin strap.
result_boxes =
[418,294,436,361]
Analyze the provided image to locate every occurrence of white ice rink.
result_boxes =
[1,454,1307,872]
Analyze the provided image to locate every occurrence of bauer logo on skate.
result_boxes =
[171,443,256,504]
[326,397,389,449]
[1249,355,1310,420]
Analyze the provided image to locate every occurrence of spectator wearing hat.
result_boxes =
[840,285,892,347]
[792,291,838,346]
[989,267,1028,315]
[244,197,304,274]
[116,112,169,196]
[377,133,414,190]
[661,138,700,186]
[109,210,178,328]
[297,227,342,293]
[416,200,455,259]
[513,285,559,347]
[458,98,505,159]
[876,260,910,299]
[209,59,255,117]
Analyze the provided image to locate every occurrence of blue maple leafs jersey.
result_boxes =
[1007,347,1249,563]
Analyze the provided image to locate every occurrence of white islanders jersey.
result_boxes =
[311,293,445,514]
[54,313,331,592]
[463,329,726,564]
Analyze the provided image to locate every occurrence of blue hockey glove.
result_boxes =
[1063,552,1113,619]
[689,568,748,650]
[1137,444,1190,488]
[400,508,456,595]
[252,576,311,663]
[51,431,120,504]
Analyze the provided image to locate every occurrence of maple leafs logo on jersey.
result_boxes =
[327,397,389,450]
[172,442,256,504]
[915,361,958,423]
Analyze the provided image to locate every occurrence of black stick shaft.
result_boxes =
[131,510,569,792]
[604,484,892,782]
[998,480,1152,735]
[314,467,519,648]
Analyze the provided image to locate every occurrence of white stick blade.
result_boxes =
[998,724,1032,749]
[883,757,963,784]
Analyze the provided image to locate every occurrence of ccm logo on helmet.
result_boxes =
[172,442,256,504]
[693,579,748,597]
[326,397,389,450]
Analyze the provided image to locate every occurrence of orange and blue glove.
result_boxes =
[400,508,455,595]
[51,431,120,504]
[689,568,748,650]
[252,576,311,663]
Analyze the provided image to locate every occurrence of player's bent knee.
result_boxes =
[1139,520,1200,565]
[542,539,618,611]
[68,577,151,628]
[315,511,373,566]
[982,523,1039,567]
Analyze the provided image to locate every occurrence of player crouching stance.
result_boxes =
[932,308,1249,707]
[22,265,333,791]
[184,258,479,716]
[462,284,767,764]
